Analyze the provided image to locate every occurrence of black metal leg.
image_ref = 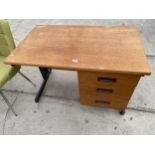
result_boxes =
[120,109,126,115]
[35,67,51,103]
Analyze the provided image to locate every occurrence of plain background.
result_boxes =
[0,0,155,155]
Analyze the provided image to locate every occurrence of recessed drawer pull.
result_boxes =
[96,88,113,93]
[97,77,116,83]
[96,100,111,104]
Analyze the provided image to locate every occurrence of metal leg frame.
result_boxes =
[35,67,51,103]
[0,90,17,116]
[19,71,36,87]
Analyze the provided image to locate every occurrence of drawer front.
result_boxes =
[78,71,140,90]
[78,71,140,109]
[80,94,129,109]
[80,88,133,101]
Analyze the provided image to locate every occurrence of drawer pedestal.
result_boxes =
[78,71,141,111]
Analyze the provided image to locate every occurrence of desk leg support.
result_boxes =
[35,67,51,103]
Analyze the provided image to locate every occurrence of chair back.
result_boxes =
[0,20,16,57]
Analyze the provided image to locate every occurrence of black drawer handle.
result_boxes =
[96,100,111,104]
[96,88,113,93]
[97,77,116,83]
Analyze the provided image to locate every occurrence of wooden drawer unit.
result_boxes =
[78,71,141,110]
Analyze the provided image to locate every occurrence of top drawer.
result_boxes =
[78,71,140,92]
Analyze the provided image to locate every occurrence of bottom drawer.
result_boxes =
[80,95,129,109]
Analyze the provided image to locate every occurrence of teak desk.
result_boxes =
[5,25,151,115]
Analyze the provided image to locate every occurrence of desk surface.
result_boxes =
[5,25,151,75]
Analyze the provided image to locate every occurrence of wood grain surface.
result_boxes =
[5,25,151,75]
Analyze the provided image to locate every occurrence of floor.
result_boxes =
[0,19,155,134]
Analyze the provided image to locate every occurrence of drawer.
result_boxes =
[78,71,140,90]
[80,94,129,109]
[78,71,141,109]
[80,87,133,101]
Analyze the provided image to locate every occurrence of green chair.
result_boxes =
[0,19,35,116]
